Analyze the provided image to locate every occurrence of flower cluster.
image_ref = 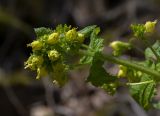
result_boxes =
[131,20,157,39]
[25,25,85,86]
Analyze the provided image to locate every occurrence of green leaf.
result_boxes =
[125,59,157,109]
[130,72,156,109]
[87,53,117,86]
[145,40,160,60]
[34,27,53,38]
[78,25,97,38]
[80,27,104,64]
[89,27,103,52]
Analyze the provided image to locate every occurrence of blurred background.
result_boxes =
[0,0,160,115]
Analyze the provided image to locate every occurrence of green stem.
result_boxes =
[81,44,89,49]
[80,43,160,80]
[126,80,154,86]
[102,54,160,81]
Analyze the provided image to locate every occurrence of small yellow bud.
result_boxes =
[110,41,131,50]
[110,41,121,50]
[77,33,85,43]
[118,65,127,77]
[66,28,78,42]
[47,32,59,44]
[144,20,157,33]
[32,56,44,66]
[36,67,48,79]
[25,55,44,70]
[30,40,43,50]
[48,50,60,61]
[109,41,131,56]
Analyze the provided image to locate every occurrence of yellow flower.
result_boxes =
[24,56,34,69]
[36,67,48,79]
[66,28,78,42]
[25,55,44,70]
[47,32,59,44]
[48,50,60,61]
[144,20,157,33]
[32,56,44,66]
[29,40,43,50]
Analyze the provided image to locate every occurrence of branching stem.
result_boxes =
[81,43,160,81]
[102,54,160,81]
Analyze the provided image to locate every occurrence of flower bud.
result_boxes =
[77,33,85,43]
[118,65,127,77]
[66,28,78,42]
[109,41,131,56]
[25,55,44,70]
[145,20,157,33]
[110,41,130,50]
[36,67,47,79]
[30,40,43,50]
[32,56,44,66]
[47,32,59,44]
[48,50,60,61]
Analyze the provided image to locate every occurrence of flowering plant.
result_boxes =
[25,21,160,109]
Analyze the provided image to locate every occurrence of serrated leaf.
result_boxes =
[78,25,97,38]
[127,59,157,109]
[89,27,103,52]
[80,27,104,64]
[130,74,155,109]
[87,53,117,86]
[34,27,53,37]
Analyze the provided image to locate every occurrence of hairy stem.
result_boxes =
[80,43,160,80]
[102,54,160,81]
